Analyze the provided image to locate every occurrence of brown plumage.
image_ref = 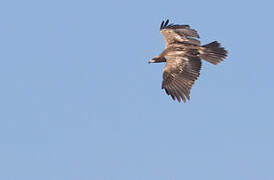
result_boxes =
[149,19,228,102]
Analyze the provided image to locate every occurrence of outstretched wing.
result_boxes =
[162,54,201,102]
[160,19,200,47]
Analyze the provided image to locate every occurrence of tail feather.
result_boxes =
[199,41,227,65]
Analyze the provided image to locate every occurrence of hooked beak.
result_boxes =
[148,59,155,64]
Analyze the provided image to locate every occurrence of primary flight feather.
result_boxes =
[149,19,228,102]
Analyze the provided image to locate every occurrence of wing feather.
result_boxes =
[164,19,169,27]
[174,78,190,100]
[160,20,165,30]
[172,80,187,102]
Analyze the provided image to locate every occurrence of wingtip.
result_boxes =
[160,20,165,30]
[164,19,169,27]
[160,19,170,30]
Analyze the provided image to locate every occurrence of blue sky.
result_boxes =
[1,0,274,179]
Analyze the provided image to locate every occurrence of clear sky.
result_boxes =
[0,0,274,179]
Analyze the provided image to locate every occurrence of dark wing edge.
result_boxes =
[161,57,202,102]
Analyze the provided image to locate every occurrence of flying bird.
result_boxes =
[149,19,228,102]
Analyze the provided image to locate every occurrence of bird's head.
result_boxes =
[148,56,166,64]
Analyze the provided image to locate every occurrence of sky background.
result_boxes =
[0,0,274,179]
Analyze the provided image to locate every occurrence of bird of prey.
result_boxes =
[149,19,227,102]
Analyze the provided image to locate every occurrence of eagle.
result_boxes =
[149,19,228,102]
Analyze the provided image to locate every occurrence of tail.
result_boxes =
[199,41,227,65]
